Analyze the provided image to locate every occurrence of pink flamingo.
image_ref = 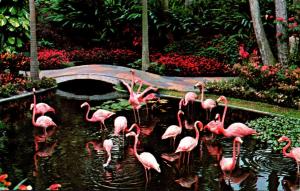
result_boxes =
[278,136,300,173]
[161,110,184,149]
[121,70,158,124]
[220,137,243,175]
[81,102,115,130]
[126,131,161,183]
[30,103,55,116]
[103,139,113,167]
[215,96,257,138]
[114,116,128,147]
[204,113,223,135]
[179,92,197,115]
[32,89,57,136]
[195,81,217,120]
[175,121,203,165]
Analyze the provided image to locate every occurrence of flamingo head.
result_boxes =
[278,136,289,142]
[216,96,227,103]
[126,131,137,138]
[128,123,140,133]
[194,121,204,131]
[30,103,34,110]
[178,110,184,116]
[80,102,89,108]
[214,113,220,121]
[194,81,204,88]
[234,137,243,144]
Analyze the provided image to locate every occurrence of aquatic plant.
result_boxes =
[247,116,300,151]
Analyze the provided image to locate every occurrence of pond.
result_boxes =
[0,80,298,191]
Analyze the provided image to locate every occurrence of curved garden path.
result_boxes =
[40,64,234,92]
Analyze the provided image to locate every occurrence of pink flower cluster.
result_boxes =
[38,49,70,69]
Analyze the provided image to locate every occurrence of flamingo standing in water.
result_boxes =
[126,131,161,183]
[103,139,113,167]
[161,110,184,149]
[175,121,203,165]
[121,70,158,124]
[81,102,115,130]
[179,92,197,116]
[214,96,257,138]
[32,89,57,136]
[204,113,223,135]
[220,137,243,176]
[114,116,128,147]
[278,136,300,173]
[30,103,55,116]
[194,81,217,120]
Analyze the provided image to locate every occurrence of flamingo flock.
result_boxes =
[28,71,299,189]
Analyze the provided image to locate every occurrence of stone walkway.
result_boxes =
[40,64,234,92]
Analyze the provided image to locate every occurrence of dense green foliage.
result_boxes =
[247,116,300,151]
[0,0,29,53]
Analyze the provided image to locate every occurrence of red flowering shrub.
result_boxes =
[67,48,139,66]
[0,53,29,73]
[38,49,70,69]
[149,53,232,76]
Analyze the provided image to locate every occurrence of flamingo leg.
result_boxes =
[297,162,300,175]
[145,102,149,120]
[187,151,191,166]
[137,109,141,124]
[173,137,176,150]
[133,109,137,123]
[144,167,148,184]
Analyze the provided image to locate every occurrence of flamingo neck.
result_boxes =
[231,139,238,168]
[200,84,204,102]
[32,92,37,126]
[84,104,92,122]
[137,81,143,94]
[133,134,141,161]
[177,112,183,128]
[194,122,200,142]
[221,99,228,127]
[282,139,293,158]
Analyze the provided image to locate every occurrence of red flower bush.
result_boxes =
[38,49,70,69]
[0,52,29,73]
[150,53,231,76]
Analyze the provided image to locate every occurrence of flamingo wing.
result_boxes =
[205,120,222,134]
[226,122,257,137]
[36,116,56,127]
[203,99,217,110]
[93,109,115,122]
[139,152,161,172]
[161,125,181,139]
[291,148,300,162]
[175,137,197,152]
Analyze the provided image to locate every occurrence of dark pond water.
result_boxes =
[0,80,299,191]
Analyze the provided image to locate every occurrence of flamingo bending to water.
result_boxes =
[32,89,57,136]
[194,81,217,120]
[161,110,184,149]
[175,121,203,165]
[103,139,113,167]
[30,103,55,116]
[126,131,160,183]
[179,92,197,115]
[81,102,115,130]
[220,137,243,174]
[214,96,257,138]
[278,136,300,173]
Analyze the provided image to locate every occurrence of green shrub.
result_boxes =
[0,83,18,98]
[39,77,57,89]
[247,116,300,151]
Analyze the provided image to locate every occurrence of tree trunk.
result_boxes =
[161,0,169,11]
[275,0,289,65]
[249,0,276,65]
[142,0,150,71]
[29,0,39,81]
[289,0,300,63]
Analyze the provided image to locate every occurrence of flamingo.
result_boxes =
[278,136,300,173]
[194,81,217,120]
[103,139,113,167]
[126,131,161,183]
[219,137,243,175]
[81,102,115,130]
[114,116,128,147]
[204,113,223,135]
[179,92,197,115]
[32,89,57,137]
[30,103,55,116]
[175,121,203,165]
[121,70,158,124]
[161,110,184,149]
[215,96,257,138]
